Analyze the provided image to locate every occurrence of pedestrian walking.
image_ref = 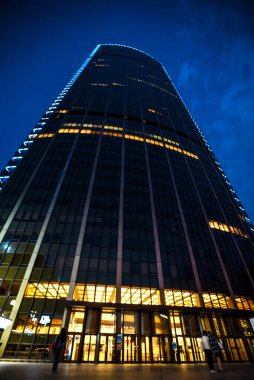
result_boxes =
[52,327,67,373]
[208,331,224,373]
[201,330,216,373]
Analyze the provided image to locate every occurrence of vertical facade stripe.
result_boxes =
[116,85,127,303]
[0,135,79,356]
[143,129,165,305]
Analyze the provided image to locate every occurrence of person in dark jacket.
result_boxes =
[208,331,223,373]
[52,327,67,373]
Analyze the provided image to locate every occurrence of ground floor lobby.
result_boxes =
[2,304,254,362]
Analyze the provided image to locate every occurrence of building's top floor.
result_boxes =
[94,44,163,71]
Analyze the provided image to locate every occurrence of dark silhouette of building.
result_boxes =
[0,44,253,363]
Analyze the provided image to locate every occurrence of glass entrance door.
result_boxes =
[98,335,114,362]
[83,335,96,361]
[123,335,138,362]
[65,334,81,361]
[141,336,151,362]
[151,336,170,362]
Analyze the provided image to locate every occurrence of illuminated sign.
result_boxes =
[0,316,12,329]
[39,315,51,326]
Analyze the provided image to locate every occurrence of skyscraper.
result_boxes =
[0,44,253,363]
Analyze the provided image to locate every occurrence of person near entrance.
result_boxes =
[201,330,216,373]
[52,327,67,373]
[208,331,224,373]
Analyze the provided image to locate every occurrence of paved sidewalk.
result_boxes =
[0,362,253,380]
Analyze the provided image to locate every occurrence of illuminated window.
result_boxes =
[240,319,253,336]
[235,296,254,310]
[104,125,123,131]
[62,123,82,127]
[68,311,85,332]
[121,286,160,305]
[112,82,125,87]
[73,284,116,303]
[122,312,138,334]
[49,319,62,335]
[100,311,116,333]
[57,126,198,159]
[209,220,248,238]
[147,108,163,116]
[154,312,169,334]
[38,133,54,138]
[58,128,79,134]
[203,292,232,309]
[56,109,68,114]
[164,289,200,307]
[24,282,69,299]
[170,312,183,336]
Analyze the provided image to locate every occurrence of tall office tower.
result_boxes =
[0,45,254,363]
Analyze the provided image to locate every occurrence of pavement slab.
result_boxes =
[0,362,253,380]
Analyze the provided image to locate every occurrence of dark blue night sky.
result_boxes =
[1,0,254,221]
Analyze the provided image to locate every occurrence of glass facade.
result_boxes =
[0,44,254,363]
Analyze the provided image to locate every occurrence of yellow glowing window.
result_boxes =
[80,129,92,134]
[104,125,123,131]
[62,123,82,127]
[57,125,198,159]
[121,286,160,305]
[209,220,248,238]
[25,282,69,299]
[73,284,116,303]
[203,292,232,309]
[235,296,254,310]
[59,129,79,134]
[164,289,200,307]
[148,108,156,113]
[147,108,163,116]
[38,133,54,138]
[57,109,68,114]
